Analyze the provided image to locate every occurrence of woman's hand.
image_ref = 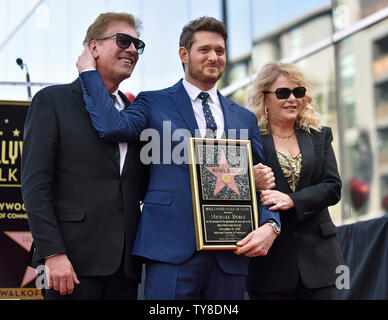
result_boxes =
[260,189,295,211]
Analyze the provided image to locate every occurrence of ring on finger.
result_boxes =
[271,198,276,205]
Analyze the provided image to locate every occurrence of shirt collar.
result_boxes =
[111,90,125,110]
[182,78,218,104]
[111,89,119,98]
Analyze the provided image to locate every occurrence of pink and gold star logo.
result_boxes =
[4,232,37,287]
[206,151,243,196]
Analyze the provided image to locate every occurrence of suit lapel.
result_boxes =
[168,82,237,139]
[295,128,314,191]
[71,78,90,118]
[262,135,292,192]
[72,78,120,174]
[169,80,199,137]
[263,130,315,193]
[118,90,131,109]
[218,94,235,139]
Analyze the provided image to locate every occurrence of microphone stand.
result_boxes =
[24,64,32,100]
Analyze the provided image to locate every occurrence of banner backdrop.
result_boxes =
[337,215,388,300]
[0,101,42,299]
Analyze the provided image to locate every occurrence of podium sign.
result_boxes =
[0,101,42,299]
[188,138,259,250]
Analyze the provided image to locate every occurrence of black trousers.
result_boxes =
[249,273,338,300]
[43,263,138,300]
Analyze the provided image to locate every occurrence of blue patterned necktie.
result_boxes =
[198,91,217,138]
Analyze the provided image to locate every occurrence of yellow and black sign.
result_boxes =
[0,101,42,299]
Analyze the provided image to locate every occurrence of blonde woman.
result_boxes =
[247,62,344,300]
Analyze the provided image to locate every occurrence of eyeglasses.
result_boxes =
[96,33,145,54]
[264,86,306,99]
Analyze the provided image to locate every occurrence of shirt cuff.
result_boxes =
[80,68,96,73]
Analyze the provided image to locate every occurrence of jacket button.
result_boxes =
[119,208,124,214]
[293,232,299,238]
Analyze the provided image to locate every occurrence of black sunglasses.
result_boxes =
[96,33,145,54]
[264,86,306,99]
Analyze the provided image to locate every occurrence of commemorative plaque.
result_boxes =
[188,138,259,250]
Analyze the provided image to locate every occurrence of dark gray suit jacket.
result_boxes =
[247,127,344,292]
[21,79,147,280]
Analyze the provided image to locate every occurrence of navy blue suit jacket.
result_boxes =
[79,70,280,275]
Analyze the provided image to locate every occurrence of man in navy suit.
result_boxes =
[77,16,280,300]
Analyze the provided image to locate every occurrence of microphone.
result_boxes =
[16,58,24,69]
[16,57,32,100]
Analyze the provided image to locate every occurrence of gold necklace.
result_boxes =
[272,132,295,139]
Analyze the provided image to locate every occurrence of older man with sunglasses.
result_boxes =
[21,12,148,300]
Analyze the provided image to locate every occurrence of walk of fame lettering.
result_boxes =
[0,141,23,165]
[0,141,23,184]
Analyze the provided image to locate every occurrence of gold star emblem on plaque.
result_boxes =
[13,129,21,137]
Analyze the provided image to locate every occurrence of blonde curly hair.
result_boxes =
[247,62,321,135]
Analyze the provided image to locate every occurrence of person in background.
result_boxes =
[248,62,344,300]
[21,12,147,300]
[76,16,280,300]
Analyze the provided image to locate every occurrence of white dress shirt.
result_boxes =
[182,79,224,139]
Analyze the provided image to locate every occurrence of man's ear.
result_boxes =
[179,47,188,66]
[89,40,99,59]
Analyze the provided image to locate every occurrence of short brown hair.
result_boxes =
[179,16,227,51]
[83,12,142,45]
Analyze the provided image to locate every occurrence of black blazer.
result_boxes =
[21,79,147,280]
[247,127,344,293]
